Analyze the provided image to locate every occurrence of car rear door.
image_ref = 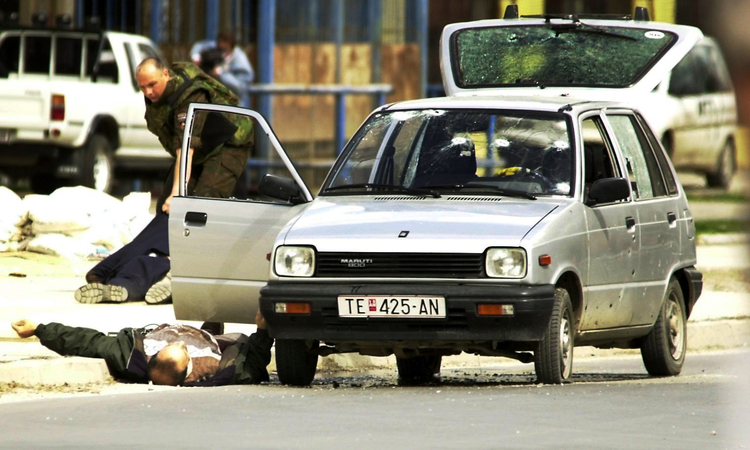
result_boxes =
[169,104,313,324]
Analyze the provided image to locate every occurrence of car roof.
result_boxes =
[440,16,703,97]
[381,94,632,116]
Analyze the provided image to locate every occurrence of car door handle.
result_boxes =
[667,212,677,225]
[185,211,207,227]
[625,216,636,229]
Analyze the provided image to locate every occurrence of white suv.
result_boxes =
[0,27,168,193]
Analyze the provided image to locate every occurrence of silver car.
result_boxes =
[168,12,703,386]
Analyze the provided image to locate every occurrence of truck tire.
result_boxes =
[275,339,319,386]
[78,134,114,193]
[706,140,735,189]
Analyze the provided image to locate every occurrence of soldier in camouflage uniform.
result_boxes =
[74,58,253,312]
[137,57,254,213]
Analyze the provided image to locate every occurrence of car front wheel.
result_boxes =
[534,287,574,384]
[640,277,687,376]
[275,339,319,386]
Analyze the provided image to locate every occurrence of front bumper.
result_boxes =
[260,282,556,343]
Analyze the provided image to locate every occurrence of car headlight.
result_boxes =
[486,248,527,278]
[274,246,315,277]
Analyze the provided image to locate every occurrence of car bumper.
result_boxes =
[260,282,556,343]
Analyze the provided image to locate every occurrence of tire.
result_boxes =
[30,173,62,194]
[640,277,687,377]
[78,134,114,193]
[706,140,735,189]
[396,354,442,384]
[534,287,574,384]
[275,339,319,386]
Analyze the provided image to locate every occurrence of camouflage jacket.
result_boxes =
[144,62,253,165]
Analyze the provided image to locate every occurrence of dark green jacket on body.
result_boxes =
[35,322,273,386]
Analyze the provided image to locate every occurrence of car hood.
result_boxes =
[281,197,563,253]
[441,17,703,96]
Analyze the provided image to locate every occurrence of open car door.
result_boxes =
[168,104,313,324]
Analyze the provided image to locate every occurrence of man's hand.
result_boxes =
[255,310,267,330]
[161,194,175,214]
[11,320,37,339]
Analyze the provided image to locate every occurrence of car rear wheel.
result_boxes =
[396,354,442,384]
[534,287,574,384]
[78,134,114,193]
[640,277,686,376]
[275,339,319,386]
[706,140,735,189]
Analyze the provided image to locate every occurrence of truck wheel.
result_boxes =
[706,140,735,189]
[275,339,319,386]
[640,277,687,376]
[30,174,62,194]
[534,287,574,384]
[78,134,114,193]
[396,354,442,384]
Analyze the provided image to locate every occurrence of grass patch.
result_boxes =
[694,219,750,236]
[686,191,749,203]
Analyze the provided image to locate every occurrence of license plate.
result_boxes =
[338,295,446,318]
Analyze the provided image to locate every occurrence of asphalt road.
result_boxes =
[1,350,748,449]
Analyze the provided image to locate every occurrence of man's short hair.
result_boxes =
[217,31,235,48]
[148,348,188,386]
[137,57,167,72]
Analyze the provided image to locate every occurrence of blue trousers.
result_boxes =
[86,213,170,300]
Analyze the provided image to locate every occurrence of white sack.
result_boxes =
[0,186,26,227]
[26,233,97,258]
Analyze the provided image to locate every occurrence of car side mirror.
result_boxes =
[258,174,304,204]
[587,177,630,206]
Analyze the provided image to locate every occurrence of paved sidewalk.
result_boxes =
[0,242,748,386]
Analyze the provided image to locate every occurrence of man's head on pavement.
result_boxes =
[136,57,170,103]
[148,341,190,386]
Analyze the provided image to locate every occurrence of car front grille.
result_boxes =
[316,252,484,278]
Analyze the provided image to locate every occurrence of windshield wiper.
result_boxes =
[548,21,637,41]
[323,183,441,198]
[426,184,537,200]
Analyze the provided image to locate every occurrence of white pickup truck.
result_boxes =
[0,27,170,193]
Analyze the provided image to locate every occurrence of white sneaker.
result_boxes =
[145,272,172,305]
[75,283,129,304]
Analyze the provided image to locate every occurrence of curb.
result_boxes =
[1,319,747,385]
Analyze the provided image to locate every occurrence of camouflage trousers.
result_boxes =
[156,143,250,212]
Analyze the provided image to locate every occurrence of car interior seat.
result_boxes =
[411,134,477,187]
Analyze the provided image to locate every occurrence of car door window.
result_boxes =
[607,114,667,200]
[0,34,20,77]
[186,108,308,203]
[636,113,678,196]
[581,116,620,202]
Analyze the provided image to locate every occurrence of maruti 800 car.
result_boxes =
[168,8,703,386]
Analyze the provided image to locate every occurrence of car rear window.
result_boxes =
[452,24,677,88]
[24,35,51,74]
[0,34,20,77]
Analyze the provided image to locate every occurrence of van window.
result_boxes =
[55,36,83,76]
[85,37,117,83]
[668,53,702,96]
[0,34,20,77]
[24,35,51,74]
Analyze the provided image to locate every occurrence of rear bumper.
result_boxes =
[0,143,74,177]
[260,282,556,343]
[683,266,703,317]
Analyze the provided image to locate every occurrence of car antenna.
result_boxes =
[504,5,519,19]
[634,7,650,21]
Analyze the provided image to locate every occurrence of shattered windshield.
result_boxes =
[452,24,676,88]
[324,109,573,197]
